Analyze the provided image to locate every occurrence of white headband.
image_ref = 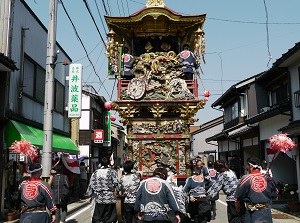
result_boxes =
[27,165,43,174]
[248,162,261,169]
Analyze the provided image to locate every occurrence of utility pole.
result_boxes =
[42,0,58,178]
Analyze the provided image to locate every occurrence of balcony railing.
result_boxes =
[117,78,199,100]
[224,117,239,130]
[294,90,300,108]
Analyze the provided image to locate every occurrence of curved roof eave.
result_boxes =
[105,7,206,23]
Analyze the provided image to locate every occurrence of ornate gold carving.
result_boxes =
[161,43,171,51]
[146,0,165,8]
[150,104,167,118]
[113,103,140,125]
[145,42,153,52]
[187,117,199,125]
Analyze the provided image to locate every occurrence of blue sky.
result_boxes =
[25,0,300,125]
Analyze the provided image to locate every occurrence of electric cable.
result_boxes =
[84,45,105,85]
[207,17,300,25]
[83,0,106,45]
[106,0,112,15]
[120,0,126,16]
[110,78,117,101]
[125,0,130,15]
[101,0,109,15]
[116,0,122,16]
[59,0,110,97]
[263,0,272,68]
[94,0,108,34]
[73,41,101,63]
[128,0,144,6]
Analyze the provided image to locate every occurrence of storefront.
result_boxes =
[4,120,80,214]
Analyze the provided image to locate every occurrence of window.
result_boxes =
[224,101,239,123]
[231,101,238,119]
[55,81,64,114]
[269,82,288,106]
[23,55,45,104]
[298,66,300,89]
[240,94,248,117]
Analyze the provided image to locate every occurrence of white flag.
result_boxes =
[110,152,114,166]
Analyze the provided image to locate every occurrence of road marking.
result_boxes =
[217,199,228,206]
[66,205,91,222]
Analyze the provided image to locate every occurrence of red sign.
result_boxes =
[94,129,104,143]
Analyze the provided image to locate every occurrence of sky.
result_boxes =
[24,0,300,126]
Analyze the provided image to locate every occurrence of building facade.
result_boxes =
[207,42,300,201]
[0,0,78,216]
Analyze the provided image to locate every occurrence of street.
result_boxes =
[65,194,300,223]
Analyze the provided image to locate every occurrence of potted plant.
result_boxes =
[6,205,21,221]
[287,190,300,212]
[6,210,21,221]
[6,193,21,221]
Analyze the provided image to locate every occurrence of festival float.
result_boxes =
[105,0,208,181]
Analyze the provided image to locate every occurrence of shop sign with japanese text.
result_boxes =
[94,129,104,143]
[68,64,82,118]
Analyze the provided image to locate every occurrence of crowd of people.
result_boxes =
[16,155,278,223]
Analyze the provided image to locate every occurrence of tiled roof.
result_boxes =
[0,53,18,71]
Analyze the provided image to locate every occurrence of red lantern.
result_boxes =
[104,101,112,111]
[110,115,116,121]
[203,97,209,103]
[203,90,211,97]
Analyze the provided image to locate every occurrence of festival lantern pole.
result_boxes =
[268,133,297,170]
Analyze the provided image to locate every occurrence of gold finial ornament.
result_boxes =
[146,0,165,7]
[194,27,206,65]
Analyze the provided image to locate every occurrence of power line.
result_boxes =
[125,0,130,15]
[263,0,272,68]
[83,45,105,84]
[207,17,300,25]
[59,0,110,97]
[73,41,101,63]
[106,0,112,15]
[201,78,241,82]
[116,0,122,16]
[82,0,106,45]
[101,0,109,15]
[110,78,117,101]
[128,0,144,6]
[120,0,126,16]
[94,0,108,34]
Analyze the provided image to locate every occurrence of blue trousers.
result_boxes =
[245,209,272,223]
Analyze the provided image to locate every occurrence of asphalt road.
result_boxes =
[65,195,300,223]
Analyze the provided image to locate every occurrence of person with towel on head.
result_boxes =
[19,163,57,223]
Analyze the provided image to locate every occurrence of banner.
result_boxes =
[103,111,111,147]
[108,46,122,77]
[61,154,80,174]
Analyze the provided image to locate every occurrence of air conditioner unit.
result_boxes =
[260,107,270,113]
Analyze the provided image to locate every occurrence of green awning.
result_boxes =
[7,120,80,154]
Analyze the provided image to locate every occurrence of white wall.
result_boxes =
[289,62,300,121]
[260,115,295,184]
[260,115,290,140]
[191,122,222,156]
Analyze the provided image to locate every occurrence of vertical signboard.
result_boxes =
[108,46,123,78]
[94,129,104,143]
[103,111,111,147]
[68,64,82,118]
